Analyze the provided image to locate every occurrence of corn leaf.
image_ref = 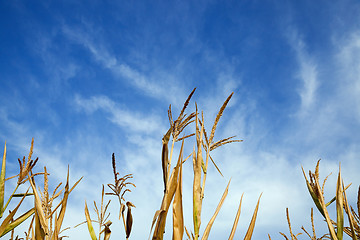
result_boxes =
[0,143,6,218]
[149,210,162,240]
[343,181,358,240]
[0,189,30,237]
[201,180,231,240]
[1,207,34,237]
[301,167,325,217]
[85,201,97,240]
[243,193,262,240]
[172,154,184,240]
[28,174,49,236]
[152,141,183,240]
[313,176,337,240]
[336,168,344,240]
[162,128,172,193]
[228,193,244,240]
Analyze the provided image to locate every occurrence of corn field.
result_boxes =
[0,89,359,240]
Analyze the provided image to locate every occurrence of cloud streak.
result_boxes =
[74,94,164,134]
[288,30,319,117]
[62,25,187,105]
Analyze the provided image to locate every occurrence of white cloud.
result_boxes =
[62,25,188,106]
[74,94,164,134]
[288,31,319,117]
[336,31,360,120]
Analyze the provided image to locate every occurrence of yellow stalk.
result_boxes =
[193,108,203,240]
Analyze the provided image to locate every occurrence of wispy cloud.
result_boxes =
[74,94,164,134]
[336,31,360,120]
[62,25,188,105]
[288,31,319,117]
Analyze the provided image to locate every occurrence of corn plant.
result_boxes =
[82,153,136,240]
[82,185,112,240]
[0,139,40,238]
[106,153,136,239]
[150,88,262,240]
[276,160,359,240]
[27,164,82,239]
[302,160,359,240]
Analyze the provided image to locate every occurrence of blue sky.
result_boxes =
[1,0,360,239]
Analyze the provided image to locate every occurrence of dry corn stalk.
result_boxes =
[83,185,112,240]
[106,153,136,239]
[152,91,262,240]
[0,140,44,238]
[292,160,360,240]
[193,107,203,240]
[28,165,82,240]
[151,140,184,240]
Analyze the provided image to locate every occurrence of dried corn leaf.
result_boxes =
[209,155,223,177]
[336,168,344,240]
[301,167,325,217]
[228,193,244,240]
[0,207,35,237]
[326,183,351,207]
[153,141,184,240]
[0,189,31,237]
[185,226,193,240]
[162,128,172,193]
[28,174,49,237]
[201,180,231,240]
[149,210,162,240]
[152,211,167,240]
[172,155,184,240]
[53,168,70,239]
[343,181,358,240]
[313,176,337,240]
[243,193,262,240]
[0,143,6,218]
[85,201,97,240]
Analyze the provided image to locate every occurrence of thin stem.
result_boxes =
[200,145,211,200]
[3,184,20,211]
